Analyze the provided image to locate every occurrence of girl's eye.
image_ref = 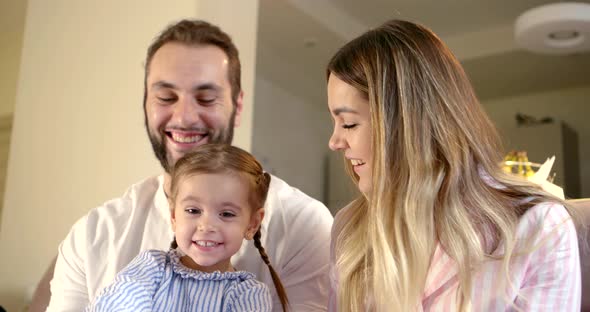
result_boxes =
[220,211,236,218]
[185,208,201,214]
[343,124,357,129]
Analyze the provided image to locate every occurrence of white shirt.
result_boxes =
[47,174,333,312]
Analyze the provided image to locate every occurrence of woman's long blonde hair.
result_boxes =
[327,19,565,311]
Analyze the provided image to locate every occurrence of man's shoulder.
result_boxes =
[267,174,326,209]
[266,174,333,222]
[79,175,164,233]
[89,175,161,216]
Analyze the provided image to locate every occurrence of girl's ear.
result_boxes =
[169,202,177,232]
[245,208,265,240]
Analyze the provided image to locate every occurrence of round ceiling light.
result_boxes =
[515,2,590,54]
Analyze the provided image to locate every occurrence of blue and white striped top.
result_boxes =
[85,249,272,311]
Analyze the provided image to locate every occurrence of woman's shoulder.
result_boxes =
[333,201,358,236]
[519,201,573,233]
[515,200,578,251]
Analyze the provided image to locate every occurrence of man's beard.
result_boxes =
[146,109,236,173]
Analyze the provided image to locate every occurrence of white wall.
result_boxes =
[197,1,259,152]
[482,85,590,198]
[0,1,259,311]
[0,0,26,117]
[0,0,26,236]
[252,76,331,202]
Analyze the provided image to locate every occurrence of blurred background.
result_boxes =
[252,0,590,212]
[0,0,588,311]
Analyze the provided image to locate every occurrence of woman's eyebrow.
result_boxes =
[332,107,359,116]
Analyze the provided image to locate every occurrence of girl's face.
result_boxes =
[171,172,263,273]
[327,74,373,193]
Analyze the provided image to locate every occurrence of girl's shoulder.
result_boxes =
[127,249,169,270]
[231,276,268,290]
[167,249,256,282]
[223,278,272,311]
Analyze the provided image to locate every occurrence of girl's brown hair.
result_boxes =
[168,144,289,311]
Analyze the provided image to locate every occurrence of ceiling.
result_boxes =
[256,0,590,105]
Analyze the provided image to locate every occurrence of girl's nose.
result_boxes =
[197,215,217,232]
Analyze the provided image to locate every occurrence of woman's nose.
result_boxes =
[329,131,346,151]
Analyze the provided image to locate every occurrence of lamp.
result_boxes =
[515,2,590,55]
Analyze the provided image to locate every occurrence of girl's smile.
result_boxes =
[171,172,262,273]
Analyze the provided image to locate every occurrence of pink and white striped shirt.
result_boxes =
[329,202,581,311]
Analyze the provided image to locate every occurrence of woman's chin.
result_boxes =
[358,180,371,194]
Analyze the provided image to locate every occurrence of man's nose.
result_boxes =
[172,95,201,127]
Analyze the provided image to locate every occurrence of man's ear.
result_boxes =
[233,90,244,127]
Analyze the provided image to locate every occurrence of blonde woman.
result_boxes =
[326,19,580,311]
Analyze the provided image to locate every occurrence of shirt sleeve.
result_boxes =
[224,280,272,312]
[514,203,581,311]
[276,198,333,311]
[84,250,166,312]
[46,215,91,312]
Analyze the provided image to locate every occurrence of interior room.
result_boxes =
[253,0,590,211]
[1,0,588,311]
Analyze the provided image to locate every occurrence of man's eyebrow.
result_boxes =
[332,107,359,116]
[151,80,177,90]
[150,81,222,93]
[193,83,222,93]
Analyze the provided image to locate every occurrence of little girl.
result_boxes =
[86,144,288,311]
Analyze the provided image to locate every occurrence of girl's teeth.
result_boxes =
[195,241,218,247]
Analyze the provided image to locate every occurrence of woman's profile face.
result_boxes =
[327,74,373,193]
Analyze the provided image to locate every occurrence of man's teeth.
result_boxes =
[172,133,201,143]
[195,241,219,247]
[351,159,365,166]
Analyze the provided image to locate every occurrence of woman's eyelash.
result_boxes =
[343,124,357,129]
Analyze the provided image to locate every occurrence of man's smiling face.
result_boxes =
[144,42,242,172]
